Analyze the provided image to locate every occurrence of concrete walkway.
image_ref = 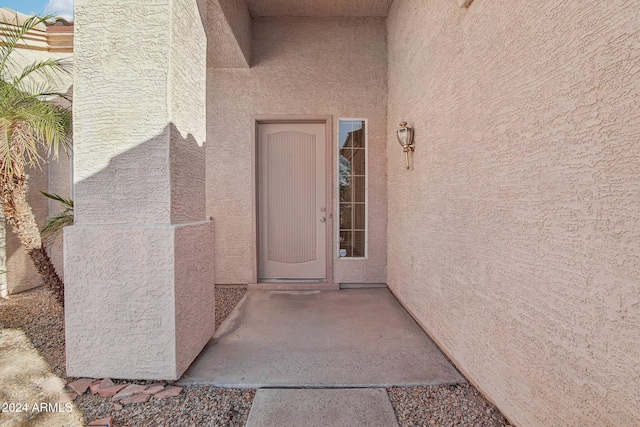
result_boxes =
[179,288,463,388]
[245,388,399,427]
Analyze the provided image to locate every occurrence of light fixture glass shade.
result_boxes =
[396,121,413,147]
[397,128,407,146]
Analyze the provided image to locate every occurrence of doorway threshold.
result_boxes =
[340,283,388,289]
[249,282,338,291]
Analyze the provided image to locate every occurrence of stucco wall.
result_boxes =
[170,0,207,223]
[65,225,178,378]
[206,0,251,68]
[207,17,387,284]
[65,222,215,379]
[174,222,216,375]
[46,154,72,279]
[387,1,640,426]
[67,0,213,380]
[74,0,207,225]
[73,1,172,225]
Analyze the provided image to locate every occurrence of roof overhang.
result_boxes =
[245,0,393,18]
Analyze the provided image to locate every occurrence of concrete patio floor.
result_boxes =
[178,288,464,388]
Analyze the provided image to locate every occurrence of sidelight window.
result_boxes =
[338,119,367,258]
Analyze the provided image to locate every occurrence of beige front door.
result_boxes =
[258,122,327,280]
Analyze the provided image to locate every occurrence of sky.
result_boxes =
[1,0,73,20]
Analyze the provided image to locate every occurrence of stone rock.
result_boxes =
[68,378,94,395]
[88,416,113,426]
[113,384,148,401]
[39,377,66,394]
[89,379,103,395]
[154,385,183,399]
[113,403,123,411]
[143,385,166,395]
[100,378,114,389]
[120,393,151,405]
[97,384,127,398]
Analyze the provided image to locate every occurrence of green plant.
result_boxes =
[40,191,73,244]
[0,12,72,306]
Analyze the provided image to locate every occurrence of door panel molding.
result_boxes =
[251,115,334,287]
[266,131,317,264]
[259,123,324,278]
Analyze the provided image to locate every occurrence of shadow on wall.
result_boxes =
[64,123,216,379]
[73,123,206,226]
[2,123,208,297]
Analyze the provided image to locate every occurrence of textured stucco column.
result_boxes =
[65,0,213,380]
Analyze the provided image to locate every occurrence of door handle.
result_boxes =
[320,216,326,222]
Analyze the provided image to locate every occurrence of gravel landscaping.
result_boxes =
[388,385,512,427]
[1,286,513,426]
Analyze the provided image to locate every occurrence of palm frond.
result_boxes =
[12,59,70,92]
[0,81,71,180]
[40,192,74,244]
[0,13,52,81]
[40,191,73,208]
[41,212,74,240]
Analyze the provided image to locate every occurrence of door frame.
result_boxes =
[250,115,335,289]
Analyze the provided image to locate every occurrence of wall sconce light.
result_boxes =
[396,120,415,169]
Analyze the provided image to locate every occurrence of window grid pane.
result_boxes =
[338,120,366,258]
